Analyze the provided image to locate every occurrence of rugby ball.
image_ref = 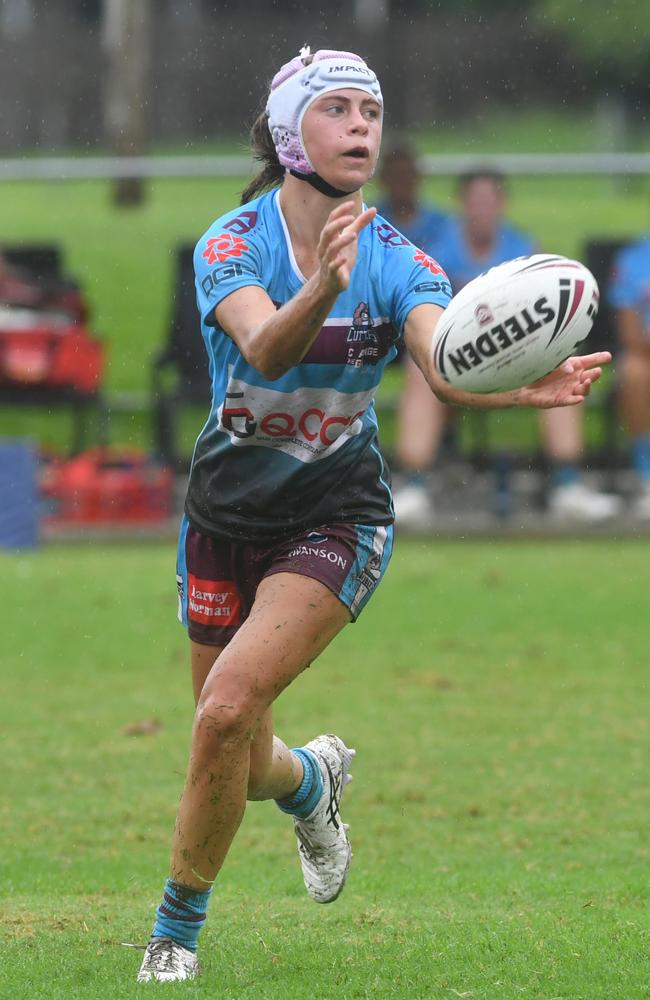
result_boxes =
[432,254,599,393]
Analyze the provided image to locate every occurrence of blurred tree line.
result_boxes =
[14,0,650,87]
[429,0,650,95]
[538,0,650,88]
[1,0,649,155]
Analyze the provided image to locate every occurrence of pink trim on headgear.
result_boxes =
[266,47,383,175]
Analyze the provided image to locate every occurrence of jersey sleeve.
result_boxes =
[194,214,267,327]
[379,240,452,334]
[608,245,641,310]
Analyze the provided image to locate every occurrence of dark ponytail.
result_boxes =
[240,110,285,205]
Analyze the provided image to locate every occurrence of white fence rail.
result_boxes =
[1,152,650,182]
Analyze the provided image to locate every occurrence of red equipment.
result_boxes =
[41,448,174,525]
[0,308,103,393]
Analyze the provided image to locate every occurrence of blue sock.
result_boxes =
[276,747,323,819]
[151,878,212,952]
[632,435,650,480]
[551,462,579,489]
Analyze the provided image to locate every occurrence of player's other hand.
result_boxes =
[318,202,376,293]
[518,351,612,409]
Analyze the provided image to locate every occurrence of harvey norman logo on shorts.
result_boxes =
[187,574,241,627]
[216,376,373,463]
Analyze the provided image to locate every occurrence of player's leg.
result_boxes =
[539,403,581,464]
[180,518,364,848]
[617,349,650,437]
[617,349,650,514]
[190,640,302,801]
[139,573,349,982]
[139,521,391,981]
[539,406,621,520]
[189,635,353,899]
[171,572,350,886]
[393,355,448,526]
[190,640,224,705]
[255,521,393,903]
[178,515,294,799]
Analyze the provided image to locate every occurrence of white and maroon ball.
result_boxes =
[432,254,600,393]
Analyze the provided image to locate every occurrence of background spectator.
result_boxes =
[609,234,650,517]
[389,169,622,527]
[376,144,448,252]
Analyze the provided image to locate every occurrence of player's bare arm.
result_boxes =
[215,201,376,380]
[404,302,611,411]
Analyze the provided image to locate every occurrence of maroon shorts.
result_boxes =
[176,515,394,646]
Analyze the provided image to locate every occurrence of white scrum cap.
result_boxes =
[266,45,383,176]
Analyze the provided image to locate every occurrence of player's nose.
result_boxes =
[348,108,369,133]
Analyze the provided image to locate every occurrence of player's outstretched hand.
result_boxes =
[318,201,377,293]
[518,351,612,409]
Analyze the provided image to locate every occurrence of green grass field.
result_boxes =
[2,538,649,998]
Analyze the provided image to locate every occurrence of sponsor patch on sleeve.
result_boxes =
[201,233,249,265]
[413,249,447,277]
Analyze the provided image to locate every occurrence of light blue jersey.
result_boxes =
[608,236,650,331]
[186,189,451,540]
[431,218,535,293]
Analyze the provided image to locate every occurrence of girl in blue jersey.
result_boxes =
[609,236,650,515]
[138,47,611,982]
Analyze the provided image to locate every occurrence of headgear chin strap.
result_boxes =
[289,168,357,199]
[266,47,383,199]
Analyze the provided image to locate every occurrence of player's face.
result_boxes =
[461,178,506,240]
[302,89,382,192]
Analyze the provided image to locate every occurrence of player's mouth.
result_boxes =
[342,147,370,160]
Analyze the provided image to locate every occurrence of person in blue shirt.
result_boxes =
[136,48,611,983]
[393,169,621,527]
[609,235,650,516]
[376,143,448,254]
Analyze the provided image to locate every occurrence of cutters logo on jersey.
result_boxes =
[202,233,249,265]
[413,249,447,277]
[346,301,380,367]
[216,375,372,463]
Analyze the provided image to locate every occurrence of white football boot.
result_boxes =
[293,734,355,904]
[547,482,622,522]
[136,937,201,983]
